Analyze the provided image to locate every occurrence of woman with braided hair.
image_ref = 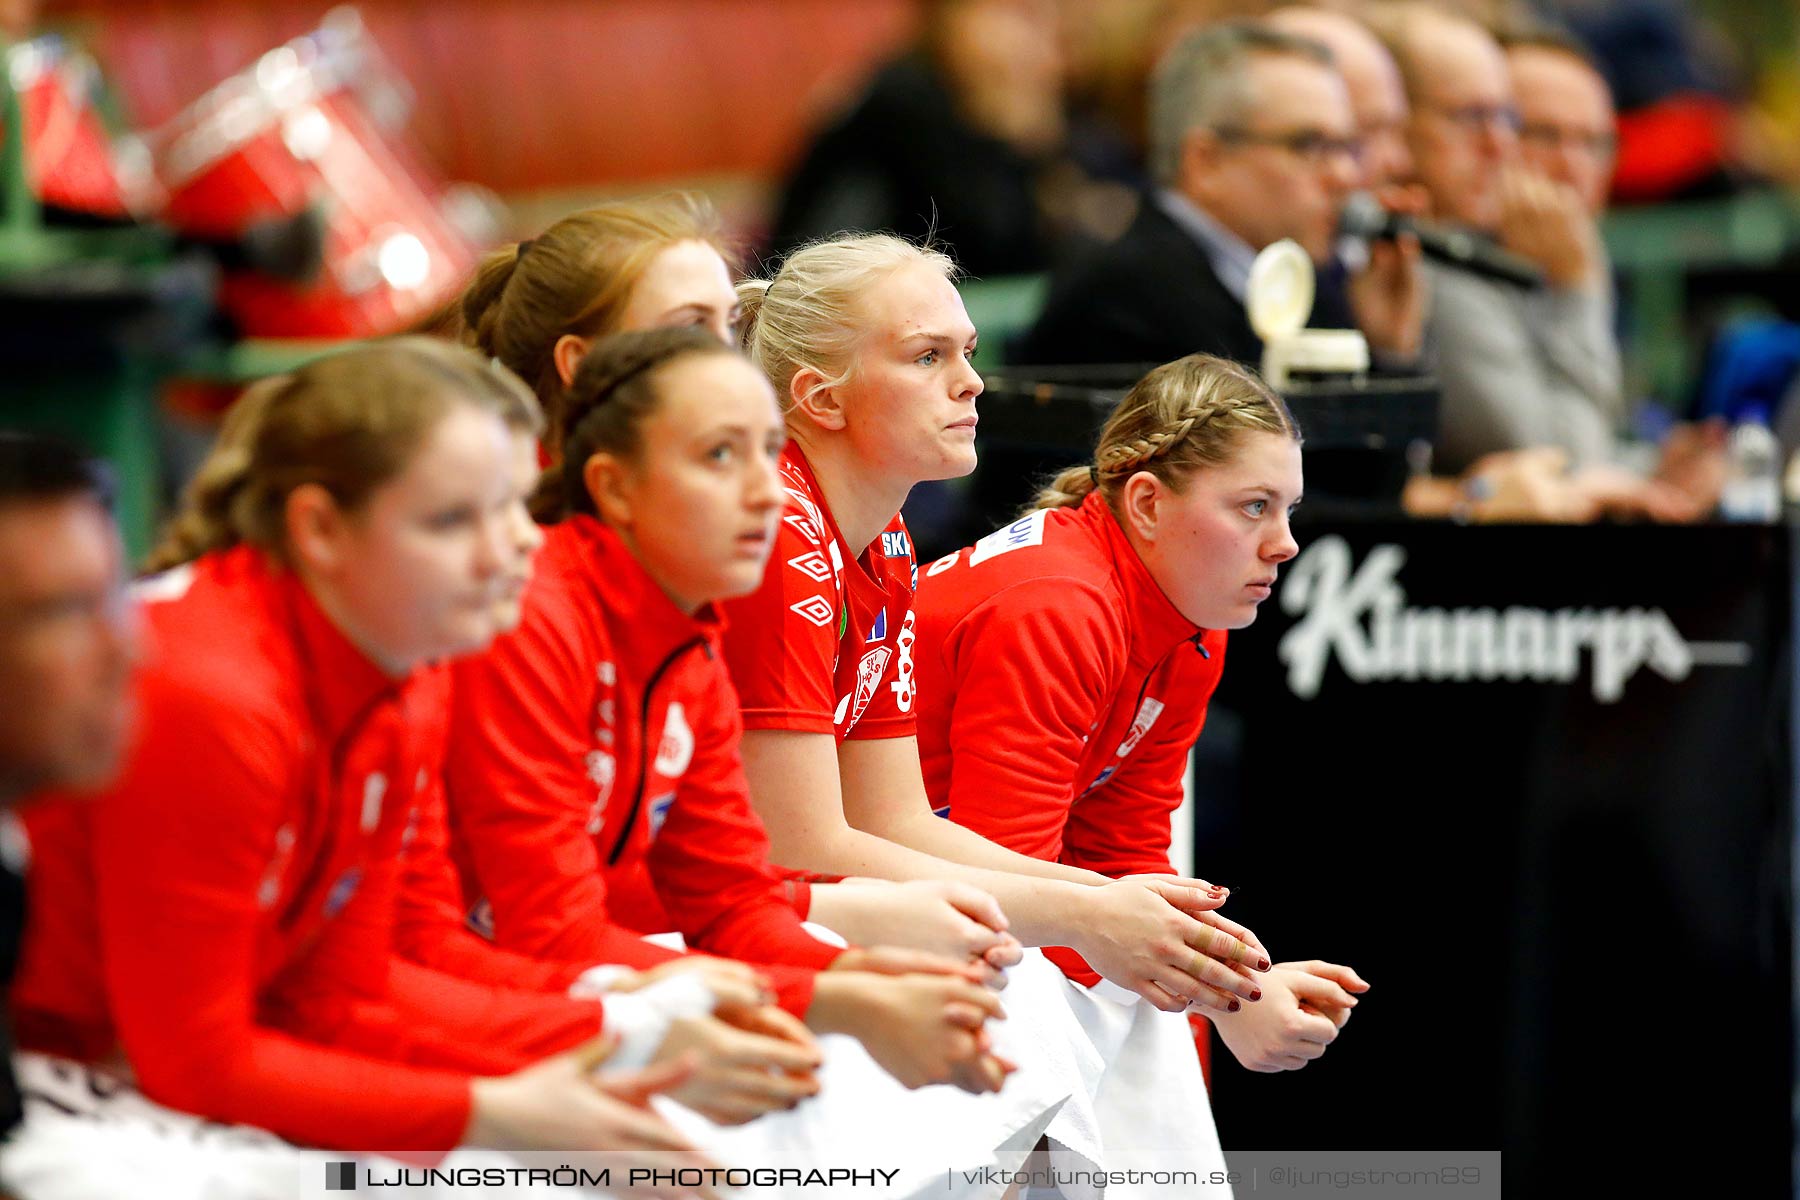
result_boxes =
[910,354,1371,1133]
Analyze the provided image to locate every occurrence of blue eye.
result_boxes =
[708,444,734,464]
[916,349,939,366]
[1243,500,1267,517]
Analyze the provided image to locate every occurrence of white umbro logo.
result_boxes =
[787,552,832,583]
[790,596,834,628]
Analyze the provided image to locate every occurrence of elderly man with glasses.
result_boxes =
[1018,20,1425,371]
[1378,4,1624,476]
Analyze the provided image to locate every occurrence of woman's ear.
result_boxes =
[553,334,592,390]
[285,483,347,574]
[789,367,848,433]
[1118,471,1164,543]
[582,452,633,527]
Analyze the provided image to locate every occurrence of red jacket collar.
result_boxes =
[554,516,722,676]
[243,547,406,743]
[1074,491,1205,663]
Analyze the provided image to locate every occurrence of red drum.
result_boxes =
[149,15,490,338]
[4,36,149,218]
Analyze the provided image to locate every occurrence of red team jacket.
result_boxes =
[12,548,602,1151]
[910,495,1228,986]
[438,516,843,1018]
[391,665,589,995]
[720,447,919,744]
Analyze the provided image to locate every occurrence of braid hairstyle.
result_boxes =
[1031,353,1300,512]
[530,326,740,524]
[144,338,539,572]
[737,233,957,415]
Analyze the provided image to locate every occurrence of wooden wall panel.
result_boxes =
[41,1,916,194]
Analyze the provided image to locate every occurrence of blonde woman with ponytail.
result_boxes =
[719,238,1270,1186]
[912,354,1372,1159]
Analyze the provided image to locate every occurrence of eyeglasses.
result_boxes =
[1212,127,1363,167]
[1518,121,1618,158]
[1423,103,1522,135]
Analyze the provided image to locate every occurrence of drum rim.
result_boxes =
[150,25,365,190]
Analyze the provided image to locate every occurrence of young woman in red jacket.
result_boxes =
[910,355,1370,1111]
[7,342,713,1177]
[451,194,1023,978]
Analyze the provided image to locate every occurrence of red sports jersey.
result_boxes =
[439,516,842,1017]
[12,548,602,1153]
[720,445,918,743]
[910,494,1228,985]
[391,666,590,994]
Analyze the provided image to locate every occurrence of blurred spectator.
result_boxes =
[770,0,1067,276]
[0,435,135,808]
[1267,5,1414,190]
[1383,7,1722,521]
[1506,26,1617,215]
[1506,26,1726,513]
[0,432,137,1137]
[1380,3,1622,474]
[1017,20,1423,368]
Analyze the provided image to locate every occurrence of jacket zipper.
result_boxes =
[606,636,707,865]
[277,688,396,931]
[1118,632,1210,746]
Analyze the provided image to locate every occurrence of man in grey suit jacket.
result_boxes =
[1383,5,1624,475]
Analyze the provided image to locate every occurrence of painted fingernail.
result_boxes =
[1249,989,1263,1002]
[1257,958,1272,971]
[1228,999,1242,1012]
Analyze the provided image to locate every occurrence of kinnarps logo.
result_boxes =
[326,1161,357,1190]
[1276,536,1753,703]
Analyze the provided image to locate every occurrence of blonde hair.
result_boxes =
[1032,353,1300,510]
[737,233,958,414]
[461,193,729,417]
[144,339,539,572]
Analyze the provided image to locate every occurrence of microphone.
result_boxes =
[1339,192,1544,290]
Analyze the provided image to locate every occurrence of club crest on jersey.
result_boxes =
[653,703,695,779]
[865,609,887,644]
[1115,697,1167,759]
[843,646,892,729]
